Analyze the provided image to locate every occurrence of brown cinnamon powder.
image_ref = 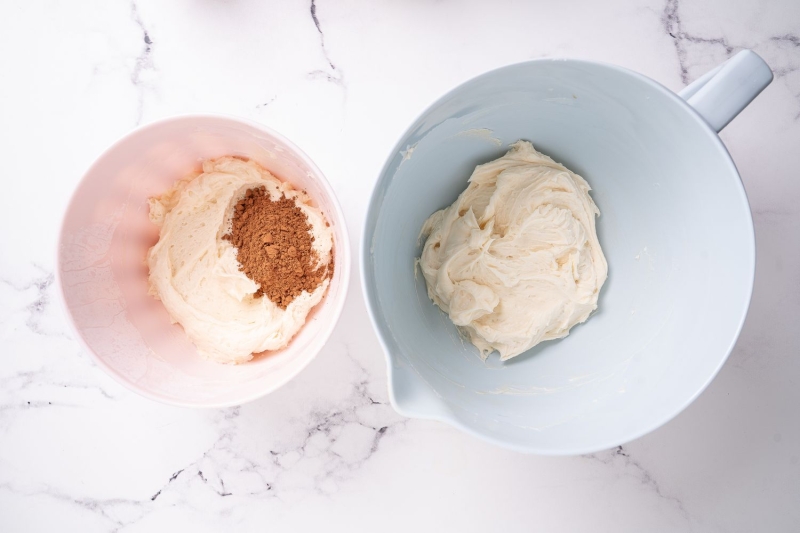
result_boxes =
[225,186,332,309]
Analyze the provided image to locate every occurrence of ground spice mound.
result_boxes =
[225,186,332,309]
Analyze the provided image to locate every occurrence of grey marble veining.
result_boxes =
[310,0,344,87]
[129,1,155,125]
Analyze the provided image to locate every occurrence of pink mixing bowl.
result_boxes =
[57,115,350,407]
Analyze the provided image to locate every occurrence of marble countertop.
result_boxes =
[2,0,799,531]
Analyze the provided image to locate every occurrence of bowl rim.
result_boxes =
[56,112,351,408]
[359,57,755,455]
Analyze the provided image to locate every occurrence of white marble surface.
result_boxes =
[1,0,799,531]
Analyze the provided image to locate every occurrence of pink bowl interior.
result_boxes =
[58,115,350,407]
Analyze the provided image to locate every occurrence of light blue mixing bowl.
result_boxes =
[362,51,772,454]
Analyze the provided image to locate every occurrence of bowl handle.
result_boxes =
[678,49,773,133]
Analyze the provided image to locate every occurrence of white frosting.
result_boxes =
[419,141,607,361]
[147,157,333,364]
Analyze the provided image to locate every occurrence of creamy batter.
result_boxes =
[147,157,333,364]
[418,141,607,361]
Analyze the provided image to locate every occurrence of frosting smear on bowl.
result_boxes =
[147,157,333,364]
[418,141,607,361]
